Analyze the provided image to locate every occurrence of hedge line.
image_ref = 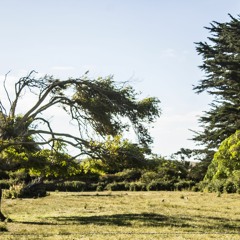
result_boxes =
[43,179,196,192]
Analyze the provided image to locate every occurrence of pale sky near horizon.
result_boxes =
[0,0,239,157]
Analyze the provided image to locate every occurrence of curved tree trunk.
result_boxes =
[0,188,7,221]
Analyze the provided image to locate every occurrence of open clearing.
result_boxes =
[1,191,240,239]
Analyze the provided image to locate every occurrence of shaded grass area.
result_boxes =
[49,213,240,230]
[1,191,240,239]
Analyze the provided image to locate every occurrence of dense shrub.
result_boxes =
[3,182,47,198]
[99,174,120,184]
[3,183,25,199]
[174,180,196,191]
[202,131,240,193]
[128,182,147,191]
[96,184,104,192]
[72,172,100,183]
[205,179,225,193]
[45,180,99,192]
[198,176,240,194]
[20,182,47,198]
[55,181,87,192]
[147,180,174,191]
[224,180,237,193]
[191,185,200,192]
[44,181,57,191]
[140,171,159,183]
[98,169,142,186]
[115,169,142,182]
[105,182,128,191]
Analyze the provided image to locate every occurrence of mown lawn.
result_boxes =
[1,191,240,239]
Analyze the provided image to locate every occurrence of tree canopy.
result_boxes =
[204,130,240,181]
[201,130,240,193]
[0,71,160,156]
[192,14,240,167]
[82,135,148,174]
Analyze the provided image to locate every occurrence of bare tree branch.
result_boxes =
[3,71,12,110]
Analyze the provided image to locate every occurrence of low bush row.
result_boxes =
[43,179,196,192]
[198,178,240,194]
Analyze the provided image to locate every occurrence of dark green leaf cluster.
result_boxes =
[73,76,160,146]
[193,14,240,152]
[199,130,240,193]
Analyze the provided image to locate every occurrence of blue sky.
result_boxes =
[0,0,239,157]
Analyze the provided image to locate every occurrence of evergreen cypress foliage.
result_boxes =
[193,14,240,154]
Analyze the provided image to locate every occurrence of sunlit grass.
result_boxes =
[1,191,240,239]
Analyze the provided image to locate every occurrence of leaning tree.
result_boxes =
[0,71,160,221]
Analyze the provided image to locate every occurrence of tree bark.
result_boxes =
[0,188,7,221]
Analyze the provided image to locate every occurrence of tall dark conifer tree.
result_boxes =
[193,14,240,170]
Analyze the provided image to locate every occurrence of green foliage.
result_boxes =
[174,180,196,191]
[1,143,80,179]
[0,146,29,171]
[114,169,142,182]
[98,169,142,186]
[201,130,240,193]
[140,171,159,183]
[98,174,120,185]
[105,182,128,191]
[204,130,240,181]
[128,181,147,191]
[146,180,174,191]
[224,179,237,193]
[2,183,25,199]
[55,181,87,192]
[192,15,240,176]
[87,136,148,173]
[28,149,79,178]
[73,75,160,147]
[173,148,214,181]
[193,15,240,149]
[142,157,189,182]
[3,181,47,199]
[45,180,97,192]
[80,158,106,176]
[204,179,225,193]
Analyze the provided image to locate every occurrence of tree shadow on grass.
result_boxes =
[48,213,192,228]
[17,213,240,232]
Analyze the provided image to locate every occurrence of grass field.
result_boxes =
[0,191,240,239]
